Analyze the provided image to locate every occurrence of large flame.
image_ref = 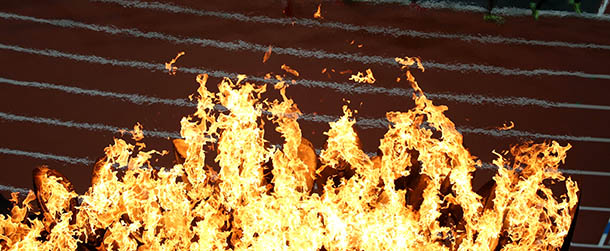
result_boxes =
[0,59,578,250]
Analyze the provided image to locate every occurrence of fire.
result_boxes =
[396,56,425,72]
[0,58,578,250]
[314,4,323,19]
[498,121,515,131]
[164,51,185,75]
[349,68,376,84]
[262,46,272,63]
[281,64,299,77]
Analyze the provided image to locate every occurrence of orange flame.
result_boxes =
[164,51,185,75]
[281,64,300,77]
[396,56,425,72]
[498,121,515,131]
[349,68,376,84]
[0,58,578,250]
[262,46,272,63]
[314,4,323,19]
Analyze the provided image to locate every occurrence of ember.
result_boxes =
[349,68,376,84]
[165,51,186,75]
[262,46,272,63]
[281,64,299,77]
[314,4,323,19]
[498,121,515,131]
[0,58,578,250]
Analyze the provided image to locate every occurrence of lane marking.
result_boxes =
[0,111,180,139]
[3,44,610,113]
[357,0,610,22]
[90,0,610,50]
[0,77,192,107]
[4,74,610,144]
[0,148,93,165]
[581,206,610,213]
[0,184,31,194]
[601,0,610,16]
[2,12,610,80]
[457,126,610,144]
[599,217,610,246]
[2,111,610,177]
[570,242,610,249]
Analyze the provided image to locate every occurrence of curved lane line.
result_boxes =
[91,0,610,50]
[2,44,609,112]
[1,12,609,80]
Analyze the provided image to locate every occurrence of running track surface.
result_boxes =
[0,1,609,250]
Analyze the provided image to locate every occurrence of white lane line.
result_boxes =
[0,148,93,165]
[0,112,180,139]
[560,169,610,177]
[3,73,610,144]
[2,110,610,178]
[2,12,610,80]
[425,92,610,111]
[581,206,610,213]
[2,43,610,113]
[2,44,610,143]
[357,0,610,22]
[0,184,30,194]
[601,0,610,16]
[0,77,192,107]
[457,126,610,144]
[321,115,610,144]
[480,163,610,178]
[599,217,610,246]
[91,0,610,51]
[570,242,610,249]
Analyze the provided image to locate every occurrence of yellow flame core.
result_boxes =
[0,68,578,250]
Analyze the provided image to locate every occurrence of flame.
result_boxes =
[314,4,323,19]
[119,123,145,149]
[498,121,515,131]
[0,59,579,250]
[164,51,185,75]
[262,46,272,63]
[349,68,376,84]
[396,56,425,72]
[281,64,299,77]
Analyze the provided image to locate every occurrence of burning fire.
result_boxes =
[165,51,186,75]
[262,46,272,64]
[0,57,578,250]
[349,68,376,84]
[498,121,515,131]
[280,64,299,77]
[314,4,323,19]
